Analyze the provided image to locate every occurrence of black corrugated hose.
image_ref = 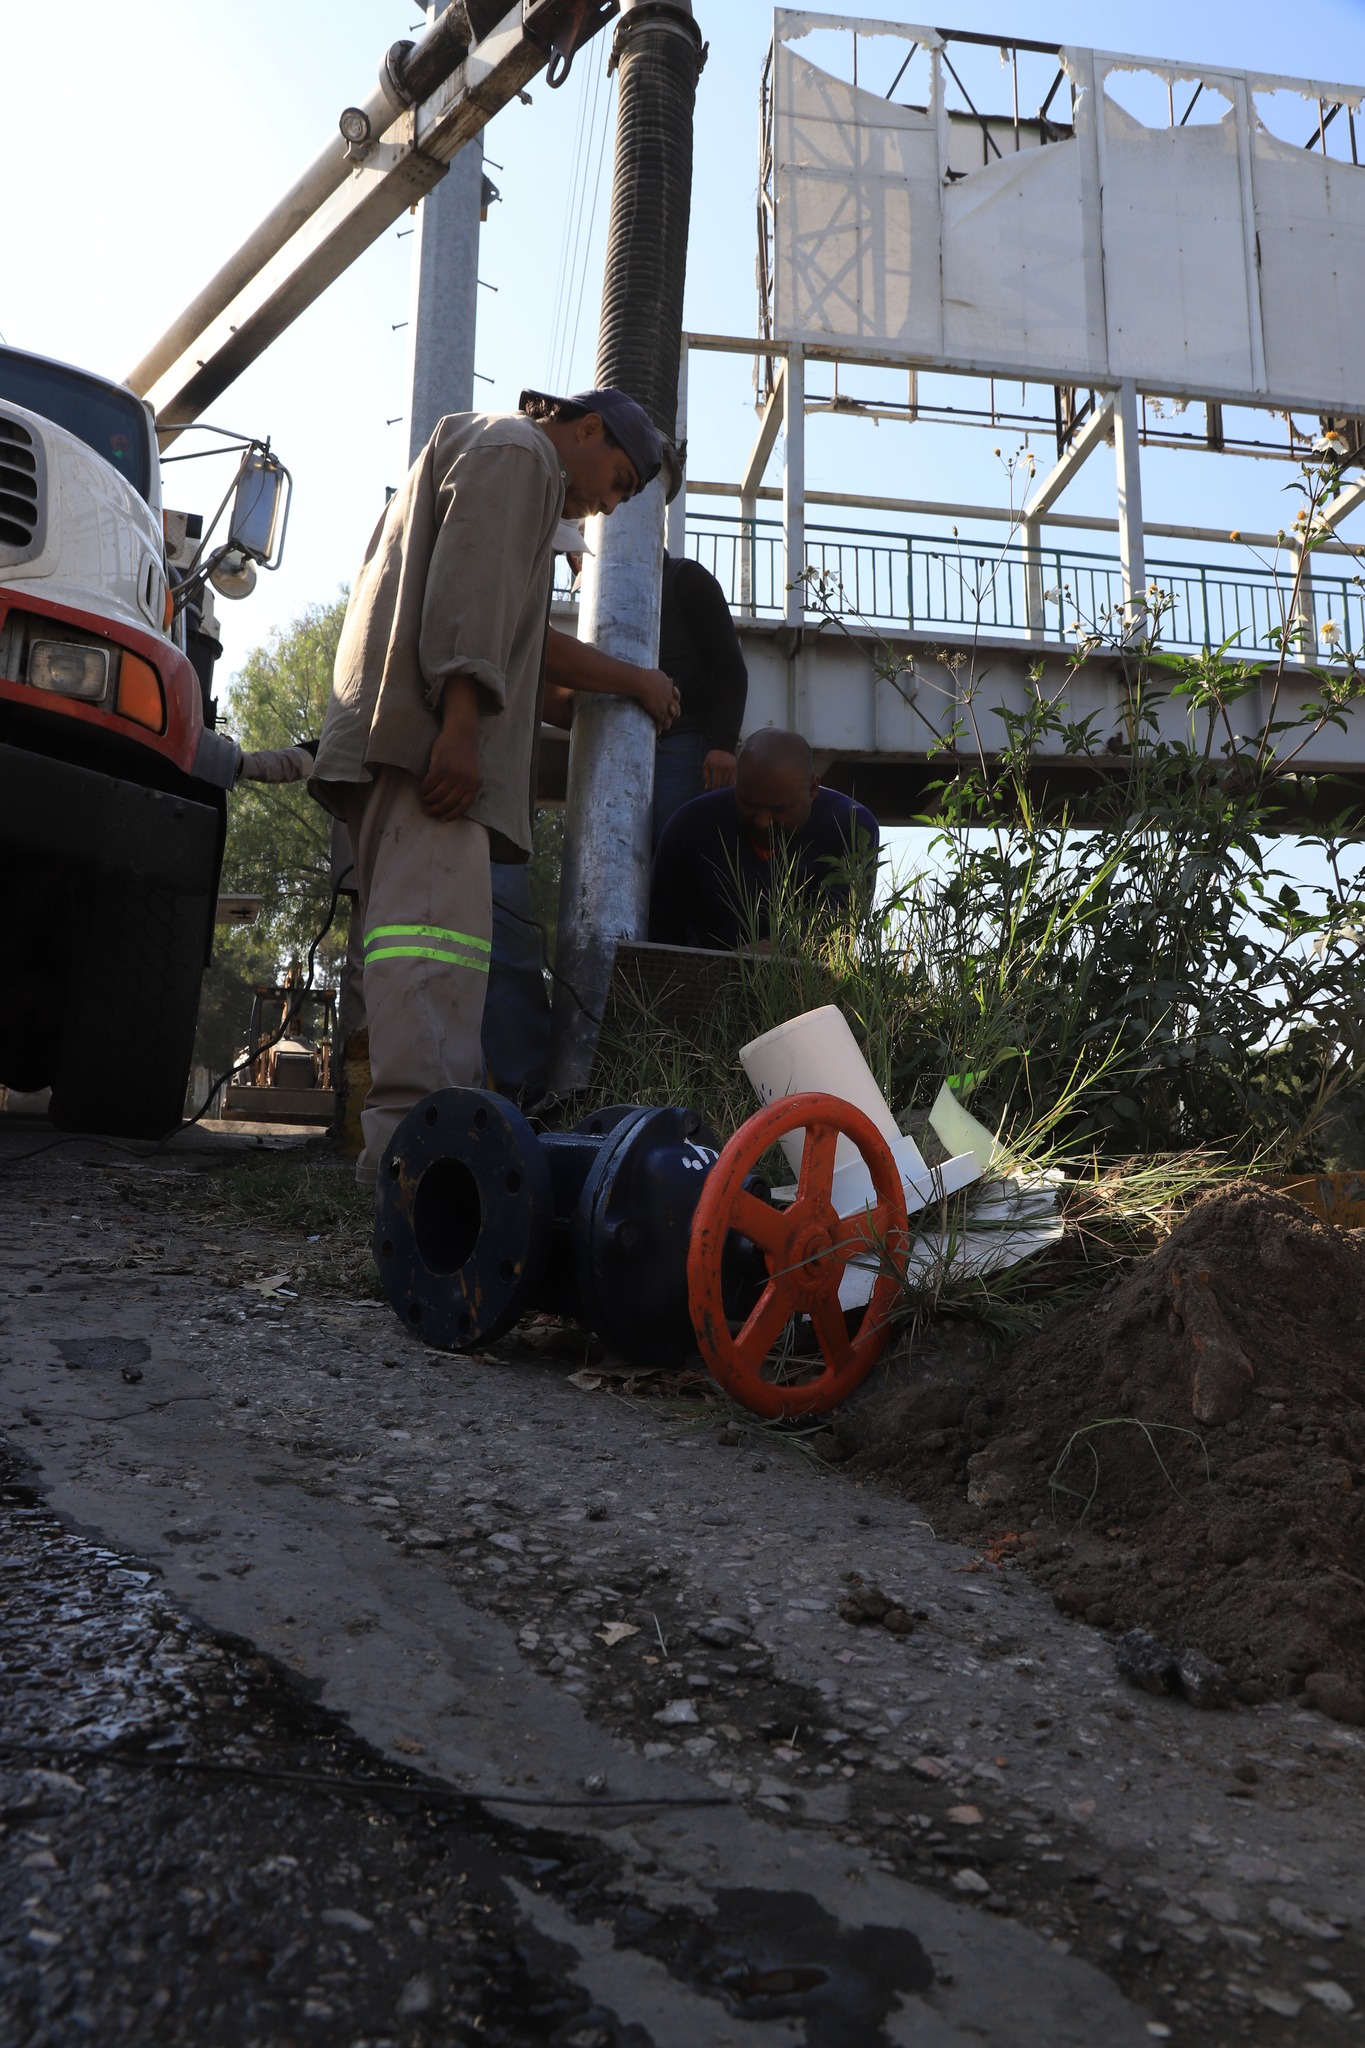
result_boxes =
[596,3,707,440]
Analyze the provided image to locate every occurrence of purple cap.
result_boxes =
[519,385,663,491]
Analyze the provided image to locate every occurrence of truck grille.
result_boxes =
[0,416,40,552]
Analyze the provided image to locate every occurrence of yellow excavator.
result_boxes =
[222,966,336,1125]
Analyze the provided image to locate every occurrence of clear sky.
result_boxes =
[4,0,1365,690]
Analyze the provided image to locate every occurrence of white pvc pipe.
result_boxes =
[739,1004,985,1232]
[739,1005,905,1177]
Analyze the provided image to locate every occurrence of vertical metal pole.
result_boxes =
[739,491,756,613]
[1023,516,1044,638]
[1293,538,1318,655]
[1113,377,1146,638]
[665,337,688,559]
[405,1,484,461]
[784,343,805,626]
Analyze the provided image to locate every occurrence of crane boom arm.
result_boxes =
[133,1,615,439]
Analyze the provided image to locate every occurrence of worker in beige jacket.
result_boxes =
[311,387,662,1181]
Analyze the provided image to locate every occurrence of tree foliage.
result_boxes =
[221,594,349,960]
[192,594,350,1076]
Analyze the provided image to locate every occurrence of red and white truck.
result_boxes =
[0,343,278,1139]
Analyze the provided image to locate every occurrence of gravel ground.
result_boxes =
[0,1447,658,2047]
[2,1129,1364,2044]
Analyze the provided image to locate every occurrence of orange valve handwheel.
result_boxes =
[687,1090,909,1419]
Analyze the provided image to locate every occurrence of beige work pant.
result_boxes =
[337,766,491,1184]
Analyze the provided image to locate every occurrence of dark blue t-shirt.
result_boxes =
[648,786,880,951]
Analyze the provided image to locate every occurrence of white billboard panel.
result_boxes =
[771,12,1365,414]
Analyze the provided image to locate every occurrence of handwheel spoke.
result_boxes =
[839,1202,900,1258]
[796,1122,839,1204]
[736,1281,795,1364]
[809,1293,853,1373]
[731,1189,789,1258]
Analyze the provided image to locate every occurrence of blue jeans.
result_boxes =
[482,862,551,1104]
[653,729,709,848]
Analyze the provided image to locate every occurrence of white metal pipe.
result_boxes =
[1293,538,1318,650]
[128,61,421,399]
[683,481,1365,556]
[1023,395,1115,522]
[783,344,805,626]
[739,491,757,613]
[1022,517,1044,639]
[1114,377,1147,632]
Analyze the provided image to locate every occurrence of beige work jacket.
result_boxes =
[310,410,566,862]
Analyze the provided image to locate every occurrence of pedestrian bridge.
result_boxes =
[547,510,1365,825]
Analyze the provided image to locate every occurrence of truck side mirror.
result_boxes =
[228,451,291,566]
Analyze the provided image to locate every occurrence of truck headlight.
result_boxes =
[27,640,110,702]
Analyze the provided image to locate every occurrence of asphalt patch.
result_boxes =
[53,1336,150,1374]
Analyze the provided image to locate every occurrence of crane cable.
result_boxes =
[545,51,614,393]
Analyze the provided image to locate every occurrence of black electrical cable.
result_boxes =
[496,897,601,1027]
[0,1738,732,1811]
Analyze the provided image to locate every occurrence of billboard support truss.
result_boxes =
[721,13,1365,639]
[764,10,1365,423]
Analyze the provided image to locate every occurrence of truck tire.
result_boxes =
[0,860,72,1091]
[50,876,209,1141]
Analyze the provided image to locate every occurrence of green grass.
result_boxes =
[182,1153,383,1299]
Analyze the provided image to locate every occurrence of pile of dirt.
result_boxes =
[838,1187,1365,1712]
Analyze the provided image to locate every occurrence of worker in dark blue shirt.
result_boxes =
[652,551,748,845]
[649,728,879,952]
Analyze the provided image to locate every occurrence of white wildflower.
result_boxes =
[1320,618,1342,644]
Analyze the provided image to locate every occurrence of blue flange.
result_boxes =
[375,1087,770,1367]
[374,1087,553,1350]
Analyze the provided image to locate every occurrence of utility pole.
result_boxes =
[404,1,487,459]
[406,144,485,456]
[548,0,706,1093]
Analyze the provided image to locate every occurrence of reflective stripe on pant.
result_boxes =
[364,923,492,972]
[336,765,492,1184]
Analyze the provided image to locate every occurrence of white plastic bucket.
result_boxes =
[739,1005,906,1177]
